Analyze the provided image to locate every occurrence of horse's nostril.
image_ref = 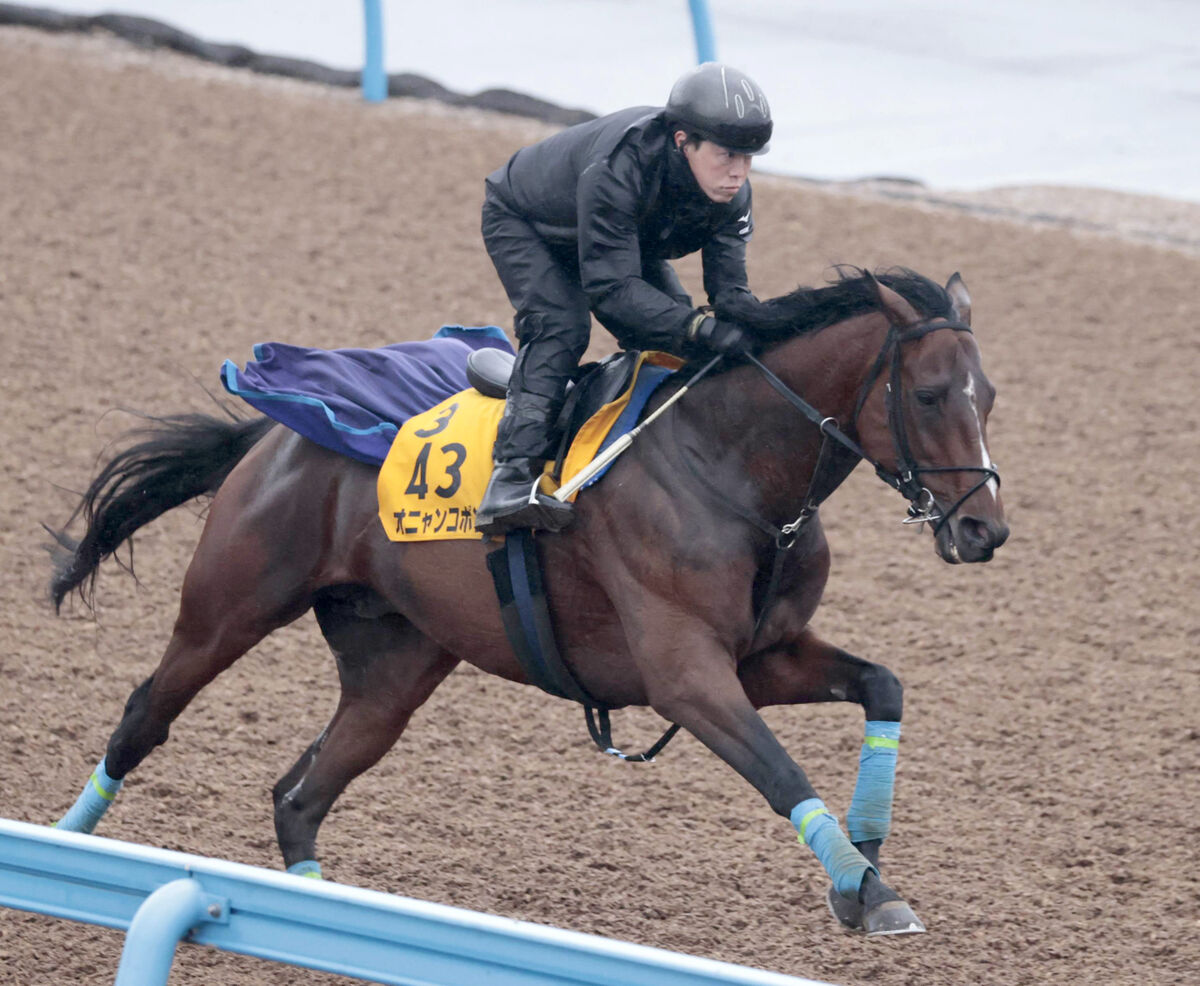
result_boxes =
[959,516,1008,550]
[959,516,990,548]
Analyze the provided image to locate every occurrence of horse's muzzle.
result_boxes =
[935,512,1009,564]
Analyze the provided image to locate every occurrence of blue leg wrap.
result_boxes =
[287,859,324,879]
[790,797,876,898]
[846,720,901,844]
[55,757,123,833]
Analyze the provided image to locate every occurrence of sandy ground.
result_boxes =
[1,25,1198,986]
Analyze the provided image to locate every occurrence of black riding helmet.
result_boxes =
[665,63,773,155]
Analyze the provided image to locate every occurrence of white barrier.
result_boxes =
[0,818,831,986]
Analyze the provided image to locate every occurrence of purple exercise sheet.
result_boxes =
[220,325,514,465]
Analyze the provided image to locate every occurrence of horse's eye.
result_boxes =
[915,390,940,407]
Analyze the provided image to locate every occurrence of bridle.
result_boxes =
[568,311,1003,762]
[744,314,1001,541]
[672,311,1002,639]
[844,316,1001,534]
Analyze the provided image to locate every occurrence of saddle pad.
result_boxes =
[377,389,503,540]
[377,350,681,542]
[558,350,681,491]
[220,326,513,465]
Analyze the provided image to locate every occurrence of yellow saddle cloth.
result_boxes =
[377,351,680,541]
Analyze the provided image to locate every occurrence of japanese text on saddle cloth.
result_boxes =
[377,352,680,541]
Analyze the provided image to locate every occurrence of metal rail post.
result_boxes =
[362,0,387,101]
[112,877,221,986]
[687,0,717,63]
[1,819,832,986]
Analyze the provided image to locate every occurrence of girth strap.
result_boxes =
[486,529,679,761]
[586,708,681,763]
[487,529,590,704]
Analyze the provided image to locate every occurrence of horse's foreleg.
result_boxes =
[740,629,903,863]
[273,601,459,877]
[739,629,921,935]
[641,642,889,908]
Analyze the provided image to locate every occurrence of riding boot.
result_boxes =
[477,393,575,535]
[476,457,574,535]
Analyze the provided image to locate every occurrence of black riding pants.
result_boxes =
[481,190,690,461]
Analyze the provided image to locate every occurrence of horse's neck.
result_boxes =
[671,313,887,525]
[767,311,888,417]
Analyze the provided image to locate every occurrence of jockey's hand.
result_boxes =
[688,315,752,357]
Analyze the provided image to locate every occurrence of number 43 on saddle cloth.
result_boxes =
[377,350,681,542]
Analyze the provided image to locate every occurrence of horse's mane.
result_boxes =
[715,267,952,342]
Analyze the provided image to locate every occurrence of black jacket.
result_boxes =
[485,106,753,350]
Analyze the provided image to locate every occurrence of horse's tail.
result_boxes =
[48,413,276,611]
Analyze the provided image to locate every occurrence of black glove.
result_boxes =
[687,315,752,357]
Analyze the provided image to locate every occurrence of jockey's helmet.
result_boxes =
[665,63,773,155]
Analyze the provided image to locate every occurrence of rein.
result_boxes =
[501,314,1001,762]
[683,315,1002,636]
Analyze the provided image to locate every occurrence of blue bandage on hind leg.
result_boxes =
[55,757,123,833]
[790,798,876,898]
[846,720,901,844]
[287,860,323,879]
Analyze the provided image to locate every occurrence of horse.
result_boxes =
[47,268,1007,937]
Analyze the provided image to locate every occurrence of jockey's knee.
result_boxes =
[514,312,590,363]
[506,319,591,431]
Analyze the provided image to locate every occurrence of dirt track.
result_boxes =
[1,27,1198,986]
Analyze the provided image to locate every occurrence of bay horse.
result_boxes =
[48,269,1007,936]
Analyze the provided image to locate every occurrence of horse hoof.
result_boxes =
[826,886,864,931]
[863,899,926,937]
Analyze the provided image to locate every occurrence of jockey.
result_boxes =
[476,62,773,535]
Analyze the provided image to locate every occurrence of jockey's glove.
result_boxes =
[687,314,752,357]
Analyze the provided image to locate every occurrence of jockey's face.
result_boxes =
[675,131,752,203]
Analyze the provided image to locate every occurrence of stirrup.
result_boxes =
[479,494,574,535]
[477,468,574,535]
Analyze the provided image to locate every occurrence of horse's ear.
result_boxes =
[865,270,922,327]
[945,272,972,326]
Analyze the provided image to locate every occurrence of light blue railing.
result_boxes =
[359,1,719,103]
[362,0,386,101]
[687,0,718,62]
[0,818,829,986]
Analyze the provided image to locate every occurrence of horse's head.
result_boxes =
[717,268,1009,563]
[853,273,1009,563]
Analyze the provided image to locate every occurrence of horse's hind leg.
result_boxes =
[272,591,458,877]
[56,609,297,832]
[55,478,314,832]
[739,628,918,935]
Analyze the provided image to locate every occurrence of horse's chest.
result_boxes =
[757,543,830,634]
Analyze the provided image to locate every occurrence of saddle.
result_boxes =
[465,347,642,479]
[464,346,513,399]
[466,346,683,761]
